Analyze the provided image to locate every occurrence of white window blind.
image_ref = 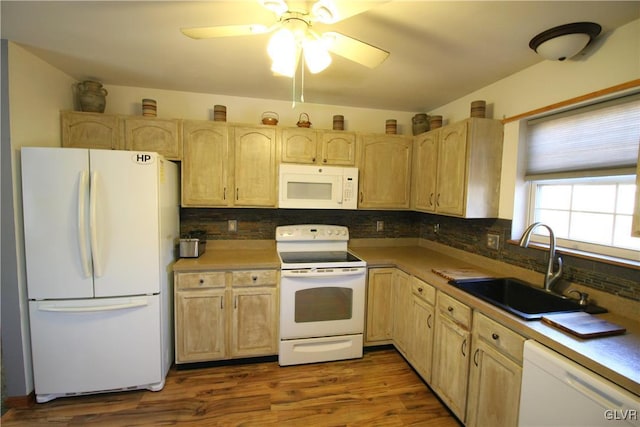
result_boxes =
[526,93,640,178]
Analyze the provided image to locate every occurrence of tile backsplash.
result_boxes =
[181,208,639,302]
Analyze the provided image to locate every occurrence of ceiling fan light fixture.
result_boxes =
[529,22,601,61]
[260,0,288,16]
[311,1,335,24]
[303,38,332,73]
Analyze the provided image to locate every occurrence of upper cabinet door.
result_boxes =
[61,111,120,150]
[182,121,229,207]
[233,127,277,207]
[412,130,439,212]
[122,117,182,160]
[359,134,412,209]
[436,121,468,216]
[320,132,356,166]
[281,128,318,164]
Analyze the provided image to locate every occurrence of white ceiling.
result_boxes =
[2,1,639,112]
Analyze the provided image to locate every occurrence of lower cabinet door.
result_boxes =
[409,296,435,383]
[431,314,471,421]
[175,289,226,363]
[231,287,278,357]
[466,341,522,427]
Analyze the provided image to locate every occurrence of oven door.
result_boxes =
[279,267,366,340]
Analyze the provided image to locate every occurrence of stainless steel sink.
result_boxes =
[449,277,583,320]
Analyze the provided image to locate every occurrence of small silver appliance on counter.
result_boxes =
[179,238,206,258]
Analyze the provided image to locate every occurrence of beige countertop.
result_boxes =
[171,239,640,397]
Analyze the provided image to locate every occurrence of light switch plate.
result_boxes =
[487,233,500,250]
[228,220,238,233]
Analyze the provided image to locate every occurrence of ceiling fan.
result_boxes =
[180,0,390,77]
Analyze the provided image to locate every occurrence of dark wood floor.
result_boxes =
[2,349,461,426]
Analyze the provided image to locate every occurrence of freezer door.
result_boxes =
[29,296,164,401]
[89,150,161,297]
[22,147,94,300]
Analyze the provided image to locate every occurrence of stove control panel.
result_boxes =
[276,224,349,241]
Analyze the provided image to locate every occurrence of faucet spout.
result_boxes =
[519,222,563,292]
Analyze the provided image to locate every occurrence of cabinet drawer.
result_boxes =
[176,272,226,290]
[474,312,525,363]
[231,270,277,287]
[410,276,436,305]
[437,292,471,329]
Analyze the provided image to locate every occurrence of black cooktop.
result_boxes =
[279,251,362,264]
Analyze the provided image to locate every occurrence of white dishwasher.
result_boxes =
[519,340,639,427]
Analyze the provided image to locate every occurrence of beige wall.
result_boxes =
[5,42,76,395]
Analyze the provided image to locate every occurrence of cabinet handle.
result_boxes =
[236,188,239,200]
[461,339,467,357]
[220,296,224,309]
[417,287,423,293]
[429,193,434,206]
[447,306,454,312]
[252,275,258,282]
[473,349,480,366]
[223,187,226,200]
[234,296,238,309]
[436,193,441,207]
[491,333,499,340]
[199,279,204,284]
[427,314,433,329]
[323,158,327,163]
[360,192,363,203]
[312,157,316,162]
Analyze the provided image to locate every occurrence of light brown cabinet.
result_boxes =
[60,111,182,160]
[431,291,472,422]
[233,127,277,207]
[122,117,182,160]
[181,123,277,207]
[466,312,524,427]
[391,270,411,354]
[61,111,120,150]
[407,276,436,382]
[280,129,356,165]
[412,118,503,218]
[182,121,229,206]
[365,268,395,345]
[358,134,412,209]
[174,271,226,363]
[174,269,278,364]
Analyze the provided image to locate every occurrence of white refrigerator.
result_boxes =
[21,147,179,403]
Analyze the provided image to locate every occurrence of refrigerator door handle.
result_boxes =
[89,171,103,277]
[36,299,149,313]
[78,170,92,278]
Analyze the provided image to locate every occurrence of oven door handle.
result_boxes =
[281,268,366,278]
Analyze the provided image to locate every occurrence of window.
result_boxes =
[525,93,640,261]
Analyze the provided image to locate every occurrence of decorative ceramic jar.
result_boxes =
[296,113,311,128]
[77,80,107,113]
[412,113,429,135]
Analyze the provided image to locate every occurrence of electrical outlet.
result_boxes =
[487,233,500,250]
[376,221,384,232]
[433,223,440,234]
[228,220,238,233]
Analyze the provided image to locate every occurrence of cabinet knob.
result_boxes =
[252,275,257,281]
[418,287,423,293]
[491,333,499,340]
[312,157,316,162]
[447,306,454,312]
[323,158,327,163]
[199,279,204,284]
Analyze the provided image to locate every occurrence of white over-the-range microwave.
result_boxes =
[278,164,358,209]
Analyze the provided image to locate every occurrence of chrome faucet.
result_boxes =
[519,222,563,292]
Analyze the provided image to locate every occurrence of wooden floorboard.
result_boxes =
[1,349,462,426]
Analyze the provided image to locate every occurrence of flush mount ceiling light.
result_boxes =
[529,22,602,61]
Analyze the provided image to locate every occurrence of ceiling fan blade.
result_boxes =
[323,31,389,68]
[181,24,271,39]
